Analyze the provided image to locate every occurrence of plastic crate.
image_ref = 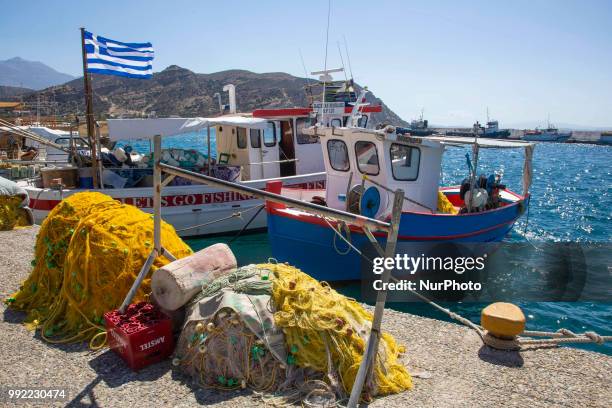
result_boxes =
[104,302,174,370]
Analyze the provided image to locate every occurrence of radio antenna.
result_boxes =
[337,41,349,81]
[322,0,332,101]
[343,35,354,80]
[298,48,309,78]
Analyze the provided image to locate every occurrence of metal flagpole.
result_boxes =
[80,27,99,188]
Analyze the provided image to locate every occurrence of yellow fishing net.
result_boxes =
[176,262,410,403]
[266,262,412,399]
[6,192,193,344]
[437,191,458,214]
[7,192,112,321]
[0,195,31,230]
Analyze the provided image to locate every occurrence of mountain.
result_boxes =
[0,57,75,90]
[0,85,33,98]
[25,65,408,127]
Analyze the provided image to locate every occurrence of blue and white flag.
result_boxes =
[84,31,154,79]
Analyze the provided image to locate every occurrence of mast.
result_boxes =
[80,27,99,188]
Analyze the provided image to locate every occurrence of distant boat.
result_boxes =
[600,131,612,145]
[446,120,509,139]
[523,118,571,142]
[397,110,436,136]
[482,120,510,139]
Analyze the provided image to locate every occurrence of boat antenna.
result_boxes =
[486,107,490,122]
[298,48,309,78]
[343,35,354,80]
[337,41,349,81]
[299,49,315,104]
[322,0,332,102]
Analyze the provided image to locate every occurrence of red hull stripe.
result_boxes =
[268,207,517,241]
[30,181,326,212]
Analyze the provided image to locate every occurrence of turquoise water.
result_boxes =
[142,133,611,354]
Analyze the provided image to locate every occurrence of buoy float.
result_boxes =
[481,302,525,339]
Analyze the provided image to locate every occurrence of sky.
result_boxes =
[1,0,611,127]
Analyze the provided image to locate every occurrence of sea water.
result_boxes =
[131,133,611,354]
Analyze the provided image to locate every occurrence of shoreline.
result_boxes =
[1,226,610,407]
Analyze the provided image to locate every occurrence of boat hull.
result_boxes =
[21,173,326,237]
[267,188,528,281]
[523,133,571,142]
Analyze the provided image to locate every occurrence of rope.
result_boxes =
[175,204,263,233]
[319,213,611,350]
[229,204,265,243]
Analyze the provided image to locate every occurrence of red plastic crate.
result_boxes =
[104,302,174,370]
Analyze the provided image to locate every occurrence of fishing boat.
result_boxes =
[446,120,509,139]
[482,120,510,139]
[264,123,535,281]
[19,99,382,236]
[396,110,436,136]
[523,118,571,142]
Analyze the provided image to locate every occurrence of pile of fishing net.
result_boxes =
[6,191,193,345]
[173,262,411,404]
[0,176,33,230]
[0,195,31,230]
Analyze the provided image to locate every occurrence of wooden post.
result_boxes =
[154,134,162,252]
[118,134,162,314]
[347,189,404,407]
[80,27,99,188]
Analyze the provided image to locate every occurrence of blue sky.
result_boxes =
[1,0,611,127]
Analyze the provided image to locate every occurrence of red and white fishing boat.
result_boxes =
[20,101,382,237]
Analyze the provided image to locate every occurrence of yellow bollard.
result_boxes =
[481,302,526,339]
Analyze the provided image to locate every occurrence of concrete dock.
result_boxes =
[0,226,610,407]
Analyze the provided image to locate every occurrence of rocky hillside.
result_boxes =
[25,65,408,127]
[0,85,33,98]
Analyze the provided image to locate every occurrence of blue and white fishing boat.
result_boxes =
[264,119,535,281]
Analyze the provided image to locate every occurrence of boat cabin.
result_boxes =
[106,104,382,184]
[214,106,381,181]
[304,125,445,217]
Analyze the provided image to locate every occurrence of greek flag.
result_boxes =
[84,31,154,79]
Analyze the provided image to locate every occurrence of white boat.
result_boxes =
[20,104,382,237]
[523,117,571,142]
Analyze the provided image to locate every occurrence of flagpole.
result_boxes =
[80,27,99,188]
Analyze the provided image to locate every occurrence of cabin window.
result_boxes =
[250,129,261,148]
[237,127,247,149]
[327,139,350,171]
[296,117,319,144]
[331,118,342,127]
[358,114,368,128]
[355,141,380,175]
[263,122,277,147]
[390,143,420,181]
